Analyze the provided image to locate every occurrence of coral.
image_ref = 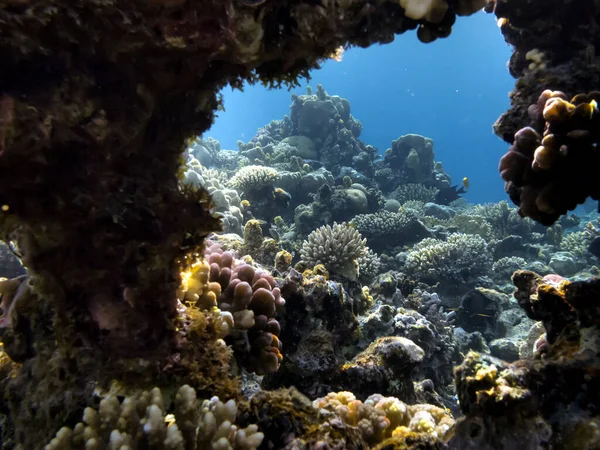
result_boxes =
[274,250,293,273]
[391,183,439,204]
[470,201,533,239]
[384,134,435,183]
[492,256,527,281]
[561,230,593,259]
[339,337,425,403]
[313,391,454,446]
[351,210,431,252]
[46,385,264,450]
[449,271,600,448]
[184,159,244,236]
[181,243,285,375]
[499,90,600,225]
[300,222,366,281]
[404,233,492,288]
[262,269,361,398]
[357,248,382,285]
[230,165,280,194]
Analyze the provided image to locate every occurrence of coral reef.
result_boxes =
[448,270,600,449]
[8,0,600,447]
[489,0,600,224]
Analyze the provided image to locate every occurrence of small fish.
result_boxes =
[589,236,600,259]
[591,99,598,118]
[462,177,469,191]
[273,188,292,208]
[471,313,494,318]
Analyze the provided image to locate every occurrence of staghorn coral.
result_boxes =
[313,391,454,447]
[46,385,264,450]
[404,233,492,288]
[300,222,366,281]
[499,90,600,225]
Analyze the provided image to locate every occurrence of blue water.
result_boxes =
[207,11,513,205]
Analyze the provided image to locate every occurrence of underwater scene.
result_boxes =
[1,0,600,449]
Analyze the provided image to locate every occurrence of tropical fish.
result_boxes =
[434,185,466,205]
[589,236,600,259]
[462,176,470,191]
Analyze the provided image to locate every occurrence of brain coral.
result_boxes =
[300,222,367,281]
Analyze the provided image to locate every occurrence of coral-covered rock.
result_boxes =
[449,270,600,449]
[338,337,424,403]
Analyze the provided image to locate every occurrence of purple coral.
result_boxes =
[205,242,285,375]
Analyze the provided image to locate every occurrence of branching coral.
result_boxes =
[46,385,264,450]
[300,222,366,281]
[405,233,492,286]
[357,248,382,285]
[185,159,244,236]
[391,183,439,204]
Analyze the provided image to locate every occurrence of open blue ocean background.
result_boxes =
[207,11,513,205]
